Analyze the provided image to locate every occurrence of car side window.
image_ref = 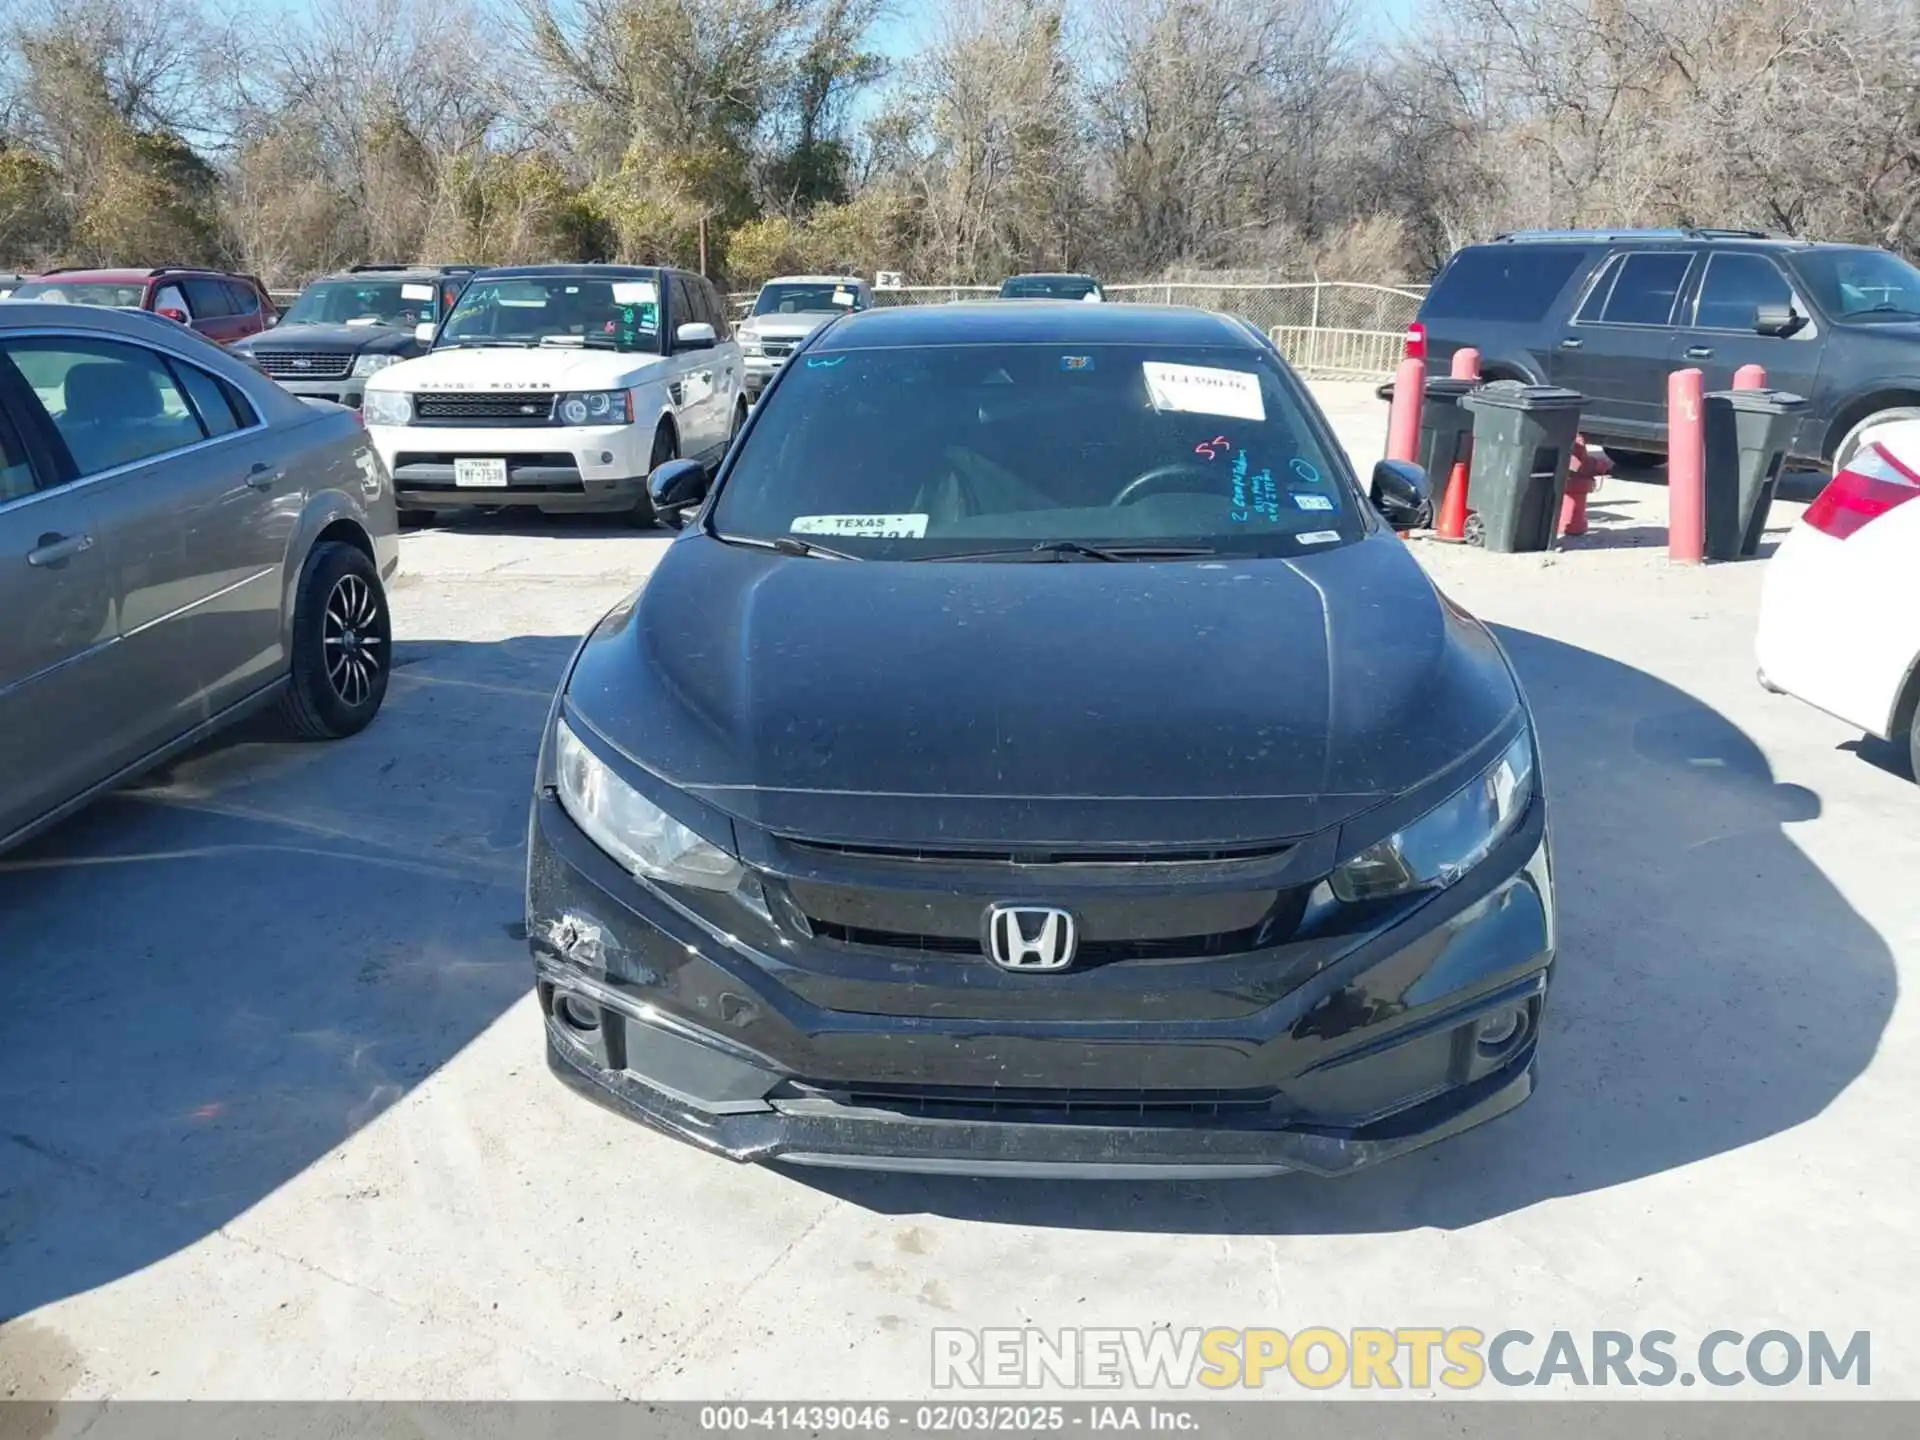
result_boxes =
[700,278,730,338]
[0,410,37,504]
[1691,253,1795,331]
[223,280,261,317]
[670,276,699,348]
[1591,252,1693,327]
[182,278,233,318]
[172,359,248,438]
[0,337,209,478]
[153,283,192,319]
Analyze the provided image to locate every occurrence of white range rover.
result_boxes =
[361,265,744,525]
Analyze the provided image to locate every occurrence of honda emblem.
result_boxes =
[984,905,1078,971]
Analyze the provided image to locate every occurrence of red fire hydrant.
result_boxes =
[1560,435,1611,537]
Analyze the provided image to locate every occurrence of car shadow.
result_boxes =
[795,623,1895,1232]
[0,633,575,1323]
[404,510,664,540]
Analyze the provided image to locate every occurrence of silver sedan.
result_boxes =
[0,301,401,853]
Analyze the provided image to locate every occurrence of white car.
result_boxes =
[361,265,744,525]
[736,274,871,401]
[1756,418,1920,776]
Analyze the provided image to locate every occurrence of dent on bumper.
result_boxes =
[528,801,1555,1178]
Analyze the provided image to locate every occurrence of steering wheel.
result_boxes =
[1112,462,1222,507]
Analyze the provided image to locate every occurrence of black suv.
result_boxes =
[233,264,477,408]
[1417,228,1920,468]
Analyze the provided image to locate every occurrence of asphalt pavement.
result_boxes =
[1,383,1914,1400]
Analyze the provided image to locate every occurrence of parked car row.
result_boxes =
[7,266,281,344]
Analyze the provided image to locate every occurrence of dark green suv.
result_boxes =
[1417,228,1920,469]
[233,264,476,409]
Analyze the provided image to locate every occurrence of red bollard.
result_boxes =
[1668,368,1706,563]
[1385,356,1426,464]
[1733,363,1766,390]
[1559,434,1611,537]
[1451,348,1482,381]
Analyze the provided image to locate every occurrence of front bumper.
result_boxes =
[366,420,654,512]
[743,355,782,396]
[272,376,367,407]
[527,791,1555,1178]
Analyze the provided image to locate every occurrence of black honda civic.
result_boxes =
[526,301,1554,1178]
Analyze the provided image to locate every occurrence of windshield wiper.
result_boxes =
[437,339,525,349]
[915,540,1220,562]
[717,533,860,560]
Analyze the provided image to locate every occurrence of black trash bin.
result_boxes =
[1703,389,1807,560]
[1377,377,1479,518]
[1458,382,1586,552]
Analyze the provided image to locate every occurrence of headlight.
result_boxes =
[352,353,402,378]
[553,719,743,890]
[739,332,763,356]
[556,390,633,425]
[1329,730,1535,902]
[361,389,411,426]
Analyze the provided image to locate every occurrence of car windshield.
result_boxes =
[1791,249,1920,321]
[10,281,148,308]
[435,275,662,352]
[709,341,1357,560]
[753,282,863,316]
[1001,276,1102,300]
[283,279,436,328]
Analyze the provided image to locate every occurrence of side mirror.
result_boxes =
[675,321,717,351]
[156,307,189,325]
[648,458,709,530]
[1370,458,1433,531]
[1754,303,1805,337]
[415,321,436,346]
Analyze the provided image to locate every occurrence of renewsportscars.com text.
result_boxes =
[931,1327,1870,1391]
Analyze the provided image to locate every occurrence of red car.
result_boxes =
[7,266,280,344]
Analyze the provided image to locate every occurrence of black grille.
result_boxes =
[788,1081,1280,1124]
[761,340,795,357]
[786,838,1293,866]
[256,351,354,380]
[786,883,1306,964]
[414,392,554,422]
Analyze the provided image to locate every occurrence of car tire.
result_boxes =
[633,424,674,528]
[277,541,392,741]
[1908,709,1920,783]
[1833,406,1920,473]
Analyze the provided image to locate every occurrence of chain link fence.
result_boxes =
[727,279,1427,379]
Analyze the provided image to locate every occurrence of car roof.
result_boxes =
[466,263,664,281]
[27,269,165,283]
[811,301,1254,351]
[1484,229,1827,252]
[1,300,212,335]
[764,274,864,285]
[1003,272,1099,282]
[318,265,462,281]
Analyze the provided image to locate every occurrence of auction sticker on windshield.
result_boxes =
[791,513,929,538]
[1142,363,1265,421]
[612,282,659,306]
[401,283,434,301]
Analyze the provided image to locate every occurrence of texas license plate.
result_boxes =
[454,458,508,488]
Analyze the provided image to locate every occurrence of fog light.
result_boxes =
[554,990,601,1036]
[599,451,613,465]
[1475,1005,1528,1054]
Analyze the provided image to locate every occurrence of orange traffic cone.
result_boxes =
[1433,456,1471,542]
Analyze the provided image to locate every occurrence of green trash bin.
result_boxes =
[1458,382,1586,552]
[1703,389,1807,560]
[1376,377,1479,518]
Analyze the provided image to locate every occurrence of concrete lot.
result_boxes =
[2,382,1915,1399]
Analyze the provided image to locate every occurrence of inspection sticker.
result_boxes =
[1297,529,1341,545]
[400,283,434,301]
[832,289,855,306]
[1142,363,1265,421]
[612,281,659,306]
[1293,493,1334,511]
[791,513,928,539]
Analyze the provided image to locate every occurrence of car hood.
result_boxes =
[564,532,1522,850]
[367,345,667,392]
[741,313,838,340]
[236,322,418,356]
